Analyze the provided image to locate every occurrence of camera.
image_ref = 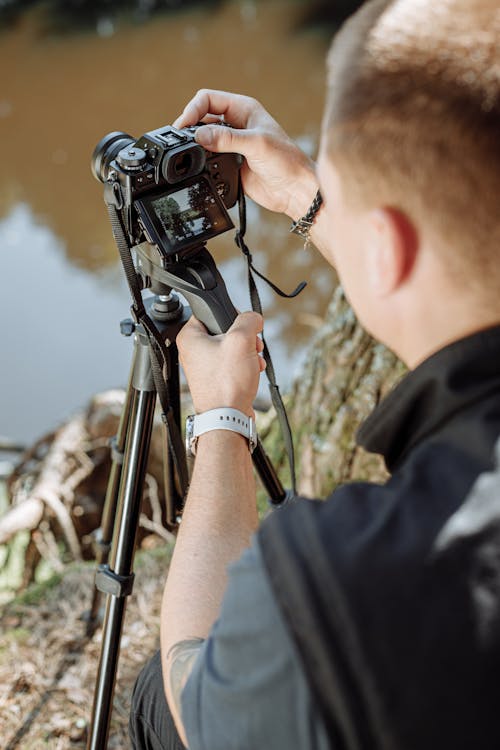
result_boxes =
[91,124,242,261]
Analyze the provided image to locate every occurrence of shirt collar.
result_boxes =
[357,325,500,472]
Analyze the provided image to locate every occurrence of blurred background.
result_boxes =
[0,0,362,449]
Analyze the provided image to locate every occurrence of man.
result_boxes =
[129,0,500,747]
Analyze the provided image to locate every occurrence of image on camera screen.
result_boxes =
[149,180,227,249]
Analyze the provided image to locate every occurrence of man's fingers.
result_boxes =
[173,89,259,130]
[228,311,264,338]
[178,312,264,367]
[186,316,209,334]
[177,316,209,349]
[199,115,226,125]
[179,312,262,348]
[193,123,243,153]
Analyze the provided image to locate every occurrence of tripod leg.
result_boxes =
[87,338,156,750]
[86,357,137,636]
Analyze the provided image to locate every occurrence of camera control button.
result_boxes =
[117,146,147,170]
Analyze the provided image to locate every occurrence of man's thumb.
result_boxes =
[195,124,241,153]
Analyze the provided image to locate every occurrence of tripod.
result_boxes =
[85,243,291,749]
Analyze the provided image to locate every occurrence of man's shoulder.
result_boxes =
[259,427,500,617]
[259,431,493,571]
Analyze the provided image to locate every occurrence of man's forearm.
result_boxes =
[160,430,258,739]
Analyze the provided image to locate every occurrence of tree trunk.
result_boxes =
[261,285,406,499]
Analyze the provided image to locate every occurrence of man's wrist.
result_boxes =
[290,190,323,246]
[195,428,249,447]
[186,407,257,456]
[192,429,253,462]
[285,164,320,222]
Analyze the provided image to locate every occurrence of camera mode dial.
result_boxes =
[117,146,147,171]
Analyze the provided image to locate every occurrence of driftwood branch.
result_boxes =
[1,418,91,556]
[0,498,44,544]
[1,390,178,590]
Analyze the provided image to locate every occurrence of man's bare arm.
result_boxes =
[161,431,258,745]
[160,313,263,746]
[165,637,205,742]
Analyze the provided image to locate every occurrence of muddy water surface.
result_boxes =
[0,0,336,443]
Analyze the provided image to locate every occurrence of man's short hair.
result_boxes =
[325,0,500,290]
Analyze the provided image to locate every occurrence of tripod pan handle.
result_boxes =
[163,247,237,334]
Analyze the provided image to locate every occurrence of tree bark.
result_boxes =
[261,285,406,498]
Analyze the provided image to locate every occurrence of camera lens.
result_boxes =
[91,131,135,183]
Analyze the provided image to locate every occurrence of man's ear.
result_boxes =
[366,207,418,296]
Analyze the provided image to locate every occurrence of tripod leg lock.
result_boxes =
[95,564,135,598]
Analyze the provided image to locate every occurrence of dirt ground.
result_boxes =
[0,544,172,749]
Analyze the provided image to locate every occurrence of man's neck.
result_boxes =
[399,304,500,370]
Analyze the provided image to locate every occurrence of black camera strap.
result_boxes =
[105,198,189,498]
[235,187,305,496]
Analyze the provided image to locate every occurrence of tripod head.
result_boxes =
[135,241,238,335]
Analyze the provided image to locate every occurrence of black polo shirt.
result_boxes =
[260,324,500,749]
[183,325,500,750]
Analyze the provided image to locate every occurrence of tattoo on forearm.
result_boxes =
[167,638,205,719]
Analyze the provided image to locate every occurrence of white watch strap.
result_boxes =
[186,408,257,455]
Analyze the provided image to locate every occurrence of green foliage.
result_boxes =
[0,0,223,32]
[298,0,366,33]
[135,541,175,567]
[0,531,30,603]
[0,0,367,35]
[9,571,62,607]
[0,627,30,658]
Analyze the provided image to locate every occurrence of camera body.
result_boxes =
[92,125,242,261]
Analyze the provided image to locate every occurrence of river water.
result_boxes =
[0,0,336,445]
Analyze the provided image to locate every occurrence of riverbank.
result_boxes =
[0,544,172,749]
